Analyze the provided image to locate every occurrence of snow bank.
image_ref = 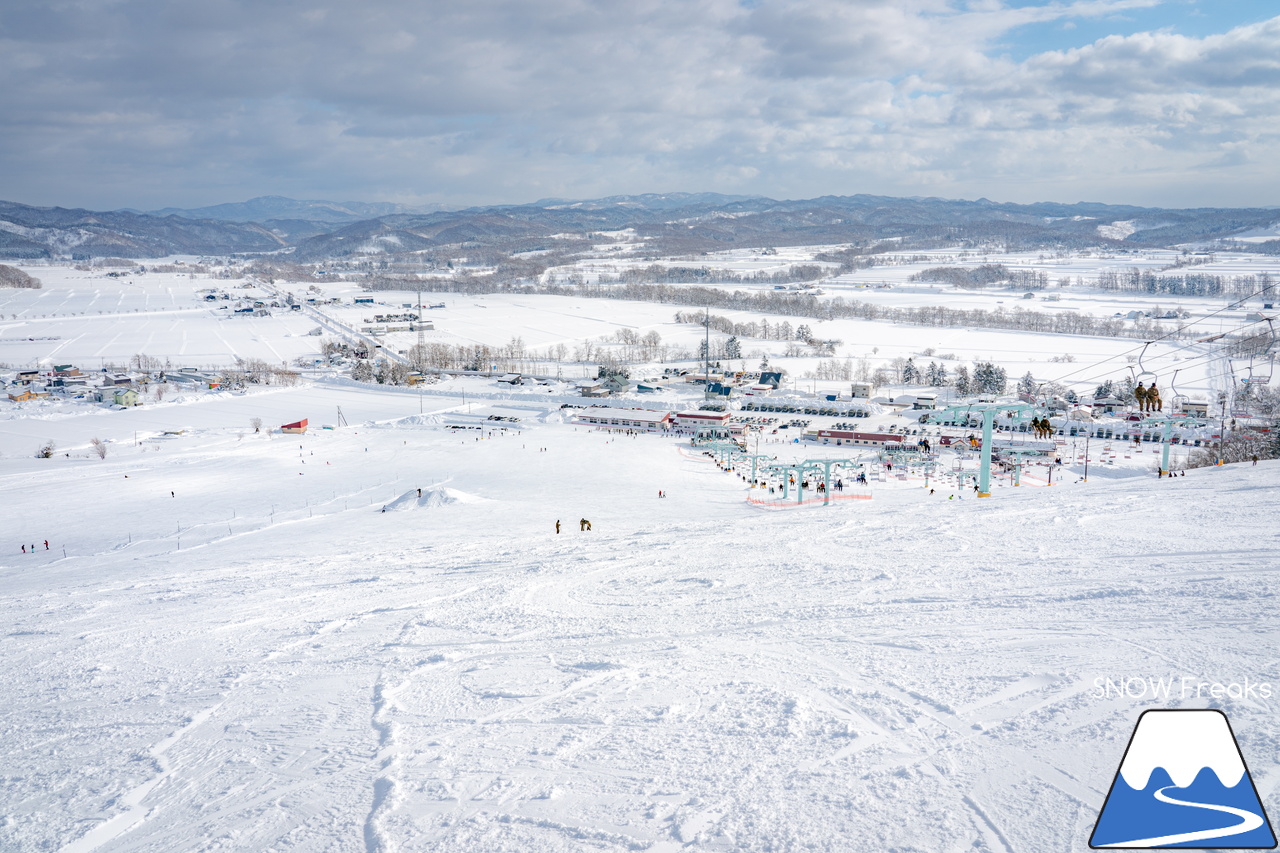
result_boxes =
[382,486,486,511]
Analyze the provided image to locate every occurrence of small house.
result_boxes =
[281,419,309,434]
[498,373,523,385]
[8,388,50,402]
[704,382,733,399]
[1181,401,1209,418]
[600,376,631,394]
[113,388,140,407]
[758,371,784,389]
[15,370,40,385]
[913,393,937,410]
[849,383,874,399]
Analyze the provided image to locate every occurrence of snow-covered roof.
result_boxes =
[579,407,670,423]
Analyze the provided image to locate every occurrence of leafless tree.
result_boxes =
[90,437,107,459]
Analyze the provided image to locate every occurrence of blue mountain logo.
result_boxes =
[1091,709,1276,848]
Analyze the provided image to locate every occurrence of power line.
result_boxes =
[1042,282,1278,390]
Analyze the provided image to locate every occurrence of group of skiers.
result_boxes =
[554,518,592,533]
[1029,417,1055,439]
[20,540,50,554]
[1135,382,1162,412]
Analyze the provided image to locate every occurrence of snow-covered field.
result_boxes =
[0,267,320,368]
[2,255,1278,852]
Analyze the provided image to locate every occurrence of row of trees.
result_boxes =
[801,355,1015,395]
[1097,270,1274,298]
[362,269,1189,343]
[0,264,41,289]
[605,264,830,286]
[908,264,1051,290]
[547,281,1179,342]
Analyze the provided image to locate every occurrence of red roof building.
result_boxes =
[810,429,904,447]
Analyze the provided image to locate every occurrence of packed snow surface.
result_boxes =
[3,382,1278,852]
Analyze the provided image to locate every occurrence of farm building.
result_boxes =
[573,408,673,432]
[281,419,309,434]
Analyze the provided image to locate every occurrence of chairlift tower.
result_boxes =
[740,453,777,485]
[934,402,1039,496]
[800,458,858,505]
[764,462,806,502]
[1137,413,1191,474]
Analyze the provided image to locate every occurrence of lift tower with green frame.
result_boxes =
[933,402,1039,497]
[1135,413,1199,473]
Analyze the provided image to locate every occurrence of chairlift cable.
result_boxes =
[1042,281,1278,388]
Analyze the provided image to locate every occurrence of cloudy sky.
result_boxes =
[2,0,1278,211]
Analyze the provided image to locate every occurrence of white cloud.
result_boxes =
[0,0,1278,209]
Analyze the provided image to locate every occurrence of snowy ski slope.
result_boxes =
[1,256,1278,852]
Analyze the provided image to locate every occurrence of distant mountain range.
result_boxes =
[2,193,1277,261]
[139,195,449,224]
[0,200,283,259]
